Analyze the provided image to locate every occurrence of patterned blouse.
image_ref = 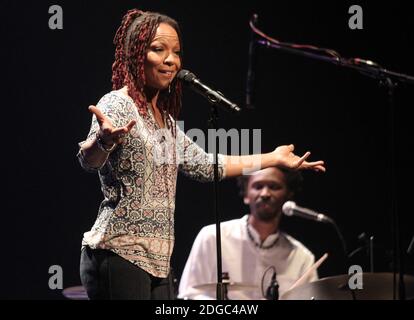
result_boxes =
[77,91,226,278]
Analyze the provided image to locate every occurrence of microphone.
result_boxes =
[265,270,279,300]
[177,69,241,113]
[246,14,258,110]
[283,201,350,266]
[282,201,332,223]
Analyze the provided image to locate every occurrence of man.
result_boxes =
[178,167,318,300]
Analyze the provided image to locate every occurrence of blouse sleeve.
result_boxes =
[176,124,226,182]
[76,93,125,172]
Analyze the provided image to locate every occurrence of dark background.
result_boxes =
[1,0,413,299]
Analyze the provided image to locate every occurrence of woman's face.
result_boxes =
[144,22,181,91]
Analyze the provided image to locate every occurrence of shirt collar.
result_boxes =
[244,214,280,249]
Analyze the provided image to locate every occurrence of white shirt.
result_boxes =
[178,215,318,300]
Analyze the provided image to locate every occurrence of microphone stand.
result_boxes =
[408,234,414,256]
[208,104,225,300]
[323,217,357,300]
[179,69,240,300]
[250,14,414,300]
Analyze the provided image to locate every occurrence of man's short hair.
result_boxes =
[236,167,303,197]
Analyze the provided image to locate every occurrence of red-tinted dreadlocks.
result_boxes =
[112,9,183,125]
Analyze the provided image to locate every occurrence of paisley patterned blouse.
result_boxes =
[77,91,226,278]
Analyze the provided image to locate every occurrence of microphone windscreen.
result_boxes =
[282,201,296,216]
[177,69,196,82]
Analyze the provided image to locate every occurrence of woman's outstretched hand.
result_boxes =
[272,144,326,172]
[89,105,136,146]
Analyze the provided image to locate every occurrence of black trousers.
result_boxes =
[80,246,174,300]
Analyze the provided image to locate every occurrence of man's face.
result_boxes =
[244,168,292,222]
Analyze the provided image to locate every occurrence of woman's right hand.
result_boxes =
[89,105,136,146]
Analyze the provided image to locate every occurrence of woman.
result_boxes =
[77,8,325,300]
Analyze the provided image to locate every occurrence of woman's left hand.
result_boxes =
[272,144,326,172]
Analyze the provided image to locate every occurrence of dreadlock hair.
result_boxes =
[237,167,304,198]
[112,9,183,132]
